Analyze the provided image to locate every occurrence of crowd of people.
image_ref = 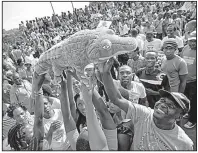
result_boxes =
[2,1,197,151]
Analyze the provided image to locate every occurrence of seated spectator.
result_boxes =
[10,72,33,112]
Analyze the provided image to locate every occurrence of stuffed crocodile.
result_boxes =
[34,28,138,83]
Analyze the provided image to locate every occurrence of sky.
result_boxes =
[3,2,89,30]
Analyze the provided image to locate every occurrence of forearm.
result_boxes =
[179,81,186,93]
[85,101,108,150]
[66,74,77,120]
[60,82,76,133]
[33,93,44,149]
[45,130,53,146]
[102,72,122,106]
[92,88,116,130]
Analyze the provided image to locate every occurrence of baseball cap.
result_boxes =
[188,31,196,40]
[163,38,178,49]
[159,89,190,114]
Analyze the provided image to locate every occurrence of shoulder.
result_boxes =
[154,38,162,43]
[175,55,186,63]
[177,126,194,148]
[132,81,145,90]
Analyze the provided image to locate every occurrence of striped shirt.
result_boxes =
[3,114,16,138]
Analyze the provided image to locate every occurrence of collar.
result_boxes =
[145,67,156,75]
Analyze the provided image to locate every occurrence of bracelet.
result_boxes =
[33,89,43,98]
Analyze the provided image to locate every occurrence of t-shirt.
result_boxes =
[136,68,163,108]
[43,109,70,150]
[3,114,16,138]
[66,129,79,150]
[143,38,162,54]
[181,45,196,83]
[153,19,163,34]
[126,103,193,150]
[161,55,188,92]
[114,80,146,103]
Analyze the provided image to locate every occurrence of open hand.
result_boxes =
[49,120,62,133]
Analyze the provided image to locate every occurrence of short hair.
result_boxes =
[119,65,132,73]
[145,51,158,58]
[76,137,91,151]
[7,103,27,118]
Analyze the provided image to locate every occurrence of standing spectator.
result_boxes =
[130,28,144,53]
[127,47,146,73]
[99,58,193,150]
[162,24,184,53]
[119,18,129,36]
[153,12,164,40]
[143,31,162,56]
[136,51,165,108]
[114,65,147,106]
[162,12,172,37]
[161,39,188,93]
[142,21,155,35]
[42,96,70,150]
[181,31,197,128]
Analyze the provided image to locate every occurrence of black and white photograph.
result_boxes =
[2,1,197,151]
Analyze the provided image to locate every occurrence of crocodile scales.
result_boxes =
[34,28,138,83]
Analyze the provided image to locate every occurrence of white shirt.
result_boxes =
[126,103,193,150]
[114,80,146,103]
[43,109,70,150]
[143,38,162,53]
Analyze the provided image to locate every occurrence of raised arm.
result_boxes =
[92,87,118,150]
[66,69,77,121]
[32,72,46,150]
[98,58,129,113]
[81,83,108,150]
[59,71,78,150]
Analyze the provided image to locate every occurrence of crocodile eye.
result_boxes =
[103,45,110,49]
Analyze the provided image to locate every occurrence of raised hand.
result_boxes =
[32,72,46,91]
[97,57,115,74]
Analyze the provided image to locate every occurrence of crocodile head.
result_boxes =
[86,29,138,64]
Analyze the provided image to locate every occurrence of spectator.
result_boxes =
[153,12,163,39]
[136,51,165,108]
[10,72,33,112]
[99,57,193,150]
[127,47,146,73]
[162,24,184,54]
[181,31,197,129]
[161,38,188,93]
[143,30,162,56]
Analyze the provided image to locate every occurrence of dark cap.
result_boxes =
[159,89,190,114]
